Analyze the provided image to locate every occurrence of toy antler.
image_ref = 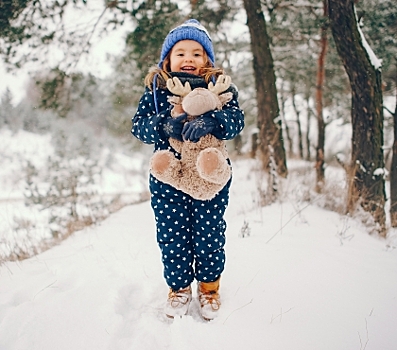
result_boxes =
[166,77,192,97]
[208,75,231,95]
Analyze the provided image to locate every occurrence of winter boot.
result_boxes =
[197,278,221,321]
[164,285,192,318]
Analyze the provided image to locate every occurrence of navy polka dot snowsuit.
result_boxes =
[132,72,244,290]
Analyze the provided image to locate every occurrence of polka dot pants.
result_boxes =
[150,175,230,290]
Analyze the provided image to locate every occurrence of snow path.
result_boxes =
[1,160,397,350]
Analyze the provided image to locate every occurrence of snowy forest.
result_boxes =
[1,0,396,261]
[1,1,397,349]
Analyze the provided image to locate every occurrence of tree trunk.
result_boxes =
[390,75,397,227]
[315,0,328,193]
[243,0,287,178]
[291,86,304,159]
[280,87,294,158]
[305,95,312,161]
[328,0,386,234]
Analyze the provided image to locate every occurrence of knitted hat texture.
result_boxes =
[158,19,215,68]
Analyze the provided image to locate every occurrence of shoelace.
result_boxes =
[199,290,221,310]
[168,288,191,308]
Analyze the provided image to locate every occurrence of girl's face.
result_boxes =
[169,40,206,75]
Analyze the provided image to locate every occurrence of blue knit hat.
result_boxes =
[158,19,215,68]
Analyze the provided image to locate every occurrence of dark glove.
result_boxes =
[161,113,187,141]
[182,115,219,143]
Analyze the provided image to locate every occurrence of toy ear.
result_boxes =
[218,92,233,105]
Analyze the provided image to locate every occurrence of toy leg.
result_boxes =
[196,148,231,185]
[150,150,181,185]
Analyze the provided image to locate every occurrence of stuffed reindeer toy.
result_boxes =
[150,75,234,200]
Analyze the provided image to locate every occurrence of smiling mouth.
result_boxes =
[181,66,196,72]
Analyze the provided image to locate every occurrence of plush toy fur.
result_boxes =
[150,75,233,200]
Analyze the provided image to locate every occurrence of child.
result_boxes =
[131,19,244,320]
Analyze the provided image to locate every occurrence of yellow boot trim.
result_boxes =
[198,278,221,314]
[199,278,220,293]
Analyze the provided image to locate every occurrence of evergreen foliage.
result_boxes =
[356,0,397,95]
[128,0,181,77]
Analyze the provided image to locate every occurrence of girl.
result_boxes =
[131,19,244,320]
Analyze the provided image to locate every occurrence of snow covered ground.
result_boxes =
[1,158,396,350]
[0,128,148,260]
